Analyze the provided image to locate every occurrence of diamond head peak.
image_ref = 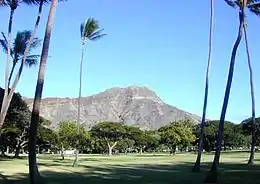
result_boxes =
[23,86,201,130]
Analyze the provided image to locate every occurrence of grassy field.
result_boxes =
[0,152,260,184]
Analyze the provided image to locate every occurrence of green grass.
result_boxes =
[0,152,260,183]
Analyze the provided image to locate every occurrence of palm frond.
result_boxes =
[0,32,8,53]
[225,0,237,8]
[248,2,260,16]
[0,0,7,6]
[89,34,107,41]
[22,0,50,5]
[26,54,40,60]
[89,29,104,39]
[13,30,41,59]
[81,18,100,39]
[29,37,42,52]
[13,30,32,56]
[1,32,14,58]
[25,55,39,67]
[0,39,7,53]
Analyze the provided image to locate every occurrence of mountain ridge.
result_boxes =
[24,86,201,130]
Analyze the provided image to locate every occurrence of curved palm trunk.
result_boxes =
[204,10,244,183]
[0,8,14,132]
[0,0,44,134]
[193,0,214,172]
[243,23,256,165]
[28,0,58,183]
[73,41,86,167]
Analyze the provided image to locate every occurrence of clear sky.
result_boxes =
[1,0,260,123]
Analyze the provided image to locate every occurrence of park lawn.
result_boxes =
[0,152,260,184]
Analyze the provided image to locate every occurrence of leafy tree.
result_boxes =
[0,87,30,157]
[37,125,58,153]
[90,122,126,156]
[193,0,214,172]
[72,18,106,167]
[206,1,260,182]
[144,130,161,152]
[126,126,148,154]
[158,120,196,154]
[196,121,249,153]
[242,117,260,145]
[57,121,88,150]
[117,138,135,154]
[28,0,59,183]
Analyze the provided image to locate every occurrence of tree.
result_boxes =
[238,0,260,165]
[0,0,47,133]
[158,120,196,154]
[0,87,30,157]
[57,121,88,150]
[0,30,41,87]
[242,117,260,146]
[28,0,58,183]
[37,125,58,153]
[90,122,126,156]
[126,126,147,154]
[193,0,214,172]
[117,138,135,154]
[195,120,249,152]
[72,18,106,167]
[204,0,260,182]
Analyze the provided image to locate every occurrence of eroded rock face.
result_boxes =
[24,86,201,130]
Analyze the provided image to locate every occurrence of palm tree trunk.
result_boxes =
[193,0,214,172]
[243,22,256,165]
[73,41,86,167]
[8,61,17,88]
[0,8,14,133]
[0,0,44,135]
[204,10,244,183]
[28,0,58,183]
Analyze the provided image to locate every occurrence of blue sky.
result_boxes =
[1,0,260,123]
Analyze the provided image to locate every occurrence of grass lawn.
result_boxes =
[0,152,260,184]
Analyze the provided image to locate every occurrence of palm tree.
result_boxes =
[72,18,106,167]
[0,0,46,133]
[241,0,259,165]
[0,30,41,88]
[205,0,260,182]
[192,0,214,172]
[28,0,58,183]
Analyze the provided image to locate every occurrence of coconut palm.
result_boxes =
[28,0,58,183]
[0,0,47,133]
[72,18,106,167]
[0,30,41,87]
[192,0,214,172]
[205,0,260,182]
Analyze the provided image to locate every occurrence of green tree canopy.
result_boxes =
[90,122,126,156]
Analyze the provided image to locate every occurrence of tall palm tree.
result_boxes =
[192,0,214,172]
[205,0,260,182]
[0,30,41,88]
[28,0,58,183]
[0,0,46,133]
[241,0,259,165]
[72,18,106,167]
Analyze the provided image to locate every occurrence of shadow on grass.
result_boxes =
[1,162,260,184]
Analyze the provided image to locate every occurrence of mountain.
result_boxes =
[24,86,201,130]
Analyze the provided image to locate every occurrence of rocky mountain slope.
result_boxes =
[24,86,201,130]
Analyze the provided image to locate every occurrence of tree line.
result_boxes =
[0,90,258,159]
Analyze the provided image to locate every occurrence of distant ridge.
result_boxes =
[24,86,201,130]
